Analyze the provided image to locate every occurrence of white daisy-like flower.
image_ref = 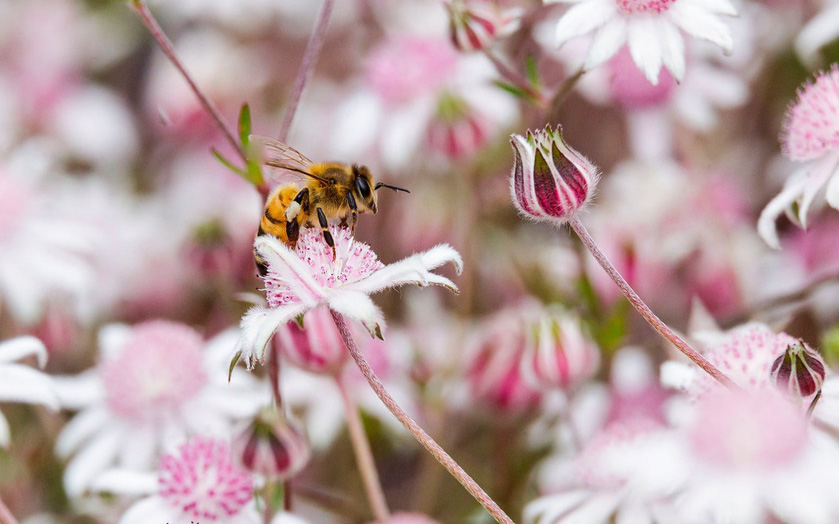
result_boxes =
[91,437,309,524]
[0,336,59,446]
[54,321,266,497]
[232,226,462,370]
[758,64,839,249]
[547,0,737,84]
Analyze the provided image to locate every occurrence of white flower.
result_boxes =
[233,226,462,370]
[547,0,737,84]
[0,336,59,446]
[795,0,839,66]
[54,321,266,497]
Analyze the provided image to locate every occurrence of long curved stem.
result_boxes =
[130,0,245,163]
[568,217,735,388]
[331,312,515,524]
[277,0,335,142]
[337,377,391,523]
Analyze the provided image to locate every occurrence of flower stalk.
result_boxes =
[331,311,514,524]
[337,377,391,523]
[568,217,734,388]
[130,0,245,164]
[277,0,335,142]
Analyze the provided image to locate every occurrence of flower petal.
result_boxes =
[627,16,664,85]
[327,291,386,338]
[56,406,112,457]
[119,496,173,524]
[585,18,627,71]
[344,245,463,297]
[0,412,9,448]
[235,304,307,369]
[0,364,59,410]
[658,18,685,82]
[826,169,839,210]
[757,172,809,249]
[90,468,158,496]
[679,0,737,16]
[0,336,48,367]
[256,236,326,306]
[668,4,734,52]
[63,426,125,497]
[800,154,839,226]
[795,4,839,66]
[52,371,105,409]
[555,0,616,48]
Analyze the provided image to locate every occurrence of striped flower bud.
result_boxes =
[275,307,348,375]
[770,340,826,397]
[234,410,310,481]
[521,308,600,390]
[510,125,598,224]
[446,0,522,53]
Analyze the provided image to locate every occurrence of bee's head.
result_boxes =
[352,165,377,213]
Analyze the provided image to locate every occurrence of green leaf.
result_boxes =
[493,80,527,100]
[211,148,246,176]
[525,55,539,87]
[238,103,252,148]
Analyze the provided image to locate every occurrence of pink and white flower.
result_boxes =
[759,65,839,249]
[0,336,59,446]
[233,226,462,370]
[91,437,266,524]
[54,321,266,496]
[546,0,737,84]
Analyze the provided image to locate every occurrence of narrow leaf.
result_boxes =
[211,148,246,176]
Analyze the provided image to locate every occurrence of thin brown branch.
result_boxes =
[331,312,515,524]
[568,217,735,388]
[337,377,391,523]
[130,0,246,163]
[277,0,336,142]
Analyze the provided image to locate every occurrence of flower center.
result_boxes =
[615,0,677,14]
[158,438,254,521]
[690,389,807,469]
[783,65,839,161]
[608,47,676,108]
[365,37,459,105]
[101,321,207,424]
[264,227,383,308]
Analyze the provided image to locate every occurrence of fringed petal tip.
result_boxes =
[421,244,464,275]
[0,336,49,368]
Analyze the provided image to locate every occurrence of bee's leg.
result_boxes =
[316,207,336,260]
[286,218,300,249]
[285,188,310,223]
[346,191,358,233]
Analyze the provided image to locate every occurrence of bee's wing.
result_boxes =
[249,135,316,179]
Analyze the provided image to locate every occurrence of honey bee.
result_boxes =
[252,136,408,275]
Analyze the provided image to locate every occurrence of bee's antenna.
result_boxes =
[375,182,410,193]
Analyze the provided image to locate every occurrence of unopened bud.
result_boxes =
[427,93,490,159]
[446,0,522,52]
[275,307,347,375]
[770,340,826,397]
[521,308,600,390]
[234,410,310,481]
[510,125,598,224]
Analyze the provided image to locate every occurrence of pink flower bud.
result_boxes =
[427,93,490,159]
[770,340,826,397]
[467,309,542,416]
[446,0,522,53]
[275,307,348,375]
[520,308,600,390]
[510,125,598,224]
[233,410,310,481]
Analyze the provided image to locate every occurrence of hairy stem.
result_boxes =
[331,312,515,524]
[0,497,18,524]
[546,69,584,122]
[337,377,391,523]
[130,0,245,163]
[482,49,545,106]
[568,217,735,387]
[278,0,336,142]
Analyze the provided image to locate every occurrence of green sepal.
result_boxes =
[228,350,242,382]
[525,55,540,88]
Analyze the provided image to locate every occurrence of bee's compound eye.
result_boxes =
[355,175,371,198]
